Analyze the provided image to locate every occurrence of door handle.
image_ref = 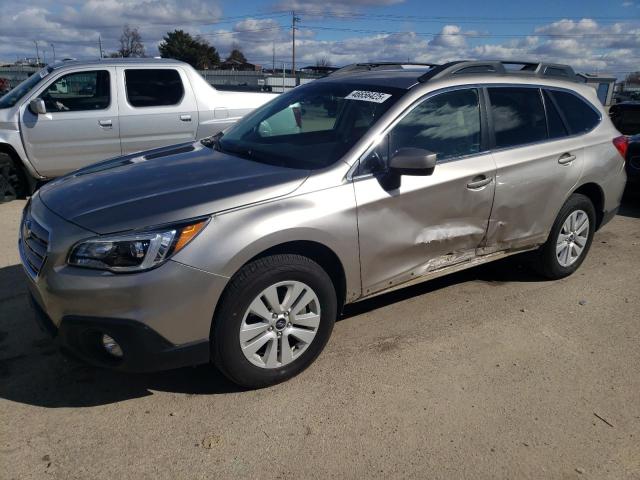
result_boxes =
[467,175,493,190]
[98,119,112,128]
[558,153,576,165]
[180,114,192,122]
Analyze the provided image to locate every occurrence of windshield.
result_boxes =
[214,81,405,169]
[0,67,52,109]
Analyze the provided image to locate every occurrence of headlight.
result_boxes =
[68,218,208,272]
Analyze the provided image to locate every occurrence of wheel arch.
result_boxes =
[572,182,605,229]
[210,240,349,341]
[0,143,37,194]
[251,241,348,312]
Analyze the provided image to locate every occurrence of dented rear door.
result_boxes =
[485,142,584,251]
[483,86,584,251]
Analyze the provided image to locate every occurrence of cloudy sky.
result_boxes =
[0,0,638,79]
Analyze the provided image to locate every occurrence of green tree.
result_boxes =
[158,30,220,69]
[225,46,247,64]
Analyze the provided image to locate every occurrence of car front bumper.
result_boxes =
[29,293,210,372]
[21,194,230,372]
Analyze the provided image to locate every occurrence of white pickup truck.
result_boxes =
[0,58,277,201]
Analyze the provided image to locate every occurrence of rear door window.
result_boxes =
[488,87,546,148]
[124,69,184,107]
[543,90,568,140]
[548,90,600,135]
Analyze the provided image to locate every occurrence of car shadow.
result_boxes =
[0,252,540,408]
[619,188,640,219]
[0,264,246,409]
[341,252,541,319]
[2,189,637,408]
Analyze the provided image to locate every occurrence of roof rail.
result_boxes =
[417,60,578,83]
[330,62,439,77]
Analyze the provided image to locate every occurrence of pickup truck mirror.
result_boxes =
[29,98,47,115]
[389,148,437,175]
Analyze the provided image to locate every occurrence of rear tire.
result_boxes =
[536,193,596,279]
[0,153,28,203]
[212,254,337,388]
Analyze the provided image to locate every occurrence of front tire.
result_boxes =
[212,254,337,388]
[0,153,28,203]
[537,193,596,279]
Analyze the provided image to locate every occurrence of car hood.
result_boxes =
[38,141,309,234]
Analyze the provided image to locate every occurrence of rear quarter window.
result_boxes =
[548,90,600,135]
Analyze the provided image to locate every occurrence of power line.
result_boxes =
[304,24,640,38]
[270,9,639,22]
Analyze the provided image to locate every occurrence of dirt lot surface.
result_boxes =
[1,194,639,480]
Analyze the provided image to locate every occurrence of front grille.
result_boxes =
[19,207,50,278]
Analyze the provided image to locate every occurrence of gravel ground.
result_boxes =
[1,194,639,480]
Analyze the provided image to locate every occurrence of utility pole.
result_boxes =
[50,43,56,63]
[98,35,103,59]
[291,11,300,85]
[272,41,275,72]
[33,41,40,66]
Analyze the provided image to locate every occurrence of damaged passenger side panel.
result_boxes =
[354,153,496,296]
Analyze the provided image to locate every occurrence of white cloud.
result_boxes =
[429,25,467,49]
[0,5,638,79]
[273,0,405,16]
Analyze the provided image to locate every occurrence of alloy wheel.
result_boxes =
[556,209,590,267]
[239,280,321,369]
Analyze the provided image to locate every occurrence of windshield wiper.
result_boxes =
[201,131,223,149]
[213,139,256,161]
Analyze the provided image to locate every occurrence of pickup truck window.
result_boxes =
[125,69,184,107]
[41,70,110,112]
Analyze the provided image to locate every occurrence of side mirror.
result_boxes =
[29,98,46,115]
[389,148,437,175]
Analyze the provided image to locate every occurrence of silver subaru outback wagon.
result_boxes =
[20,61,627,388]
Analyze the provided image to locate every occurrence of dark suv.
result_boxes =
[610,102,640,185]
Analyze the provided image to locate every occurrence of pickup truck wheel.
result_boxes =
[536,193,596,279]
[0,153,27,203]
[212,254,337,388]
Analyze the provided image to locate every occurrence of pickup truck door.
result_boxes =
[116,66,199,154]
[19,67,121,177]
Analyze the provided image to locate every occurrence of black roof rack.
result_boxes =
[417,60,578,83]
[329,62,439,77]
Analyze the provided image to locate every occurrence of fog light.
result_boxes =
[101,334,123,358]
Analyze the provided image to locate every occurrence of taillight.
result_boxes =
[613,135,629,160]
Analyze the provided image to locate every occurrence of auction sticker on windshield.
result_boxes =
[345,90,392,103]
